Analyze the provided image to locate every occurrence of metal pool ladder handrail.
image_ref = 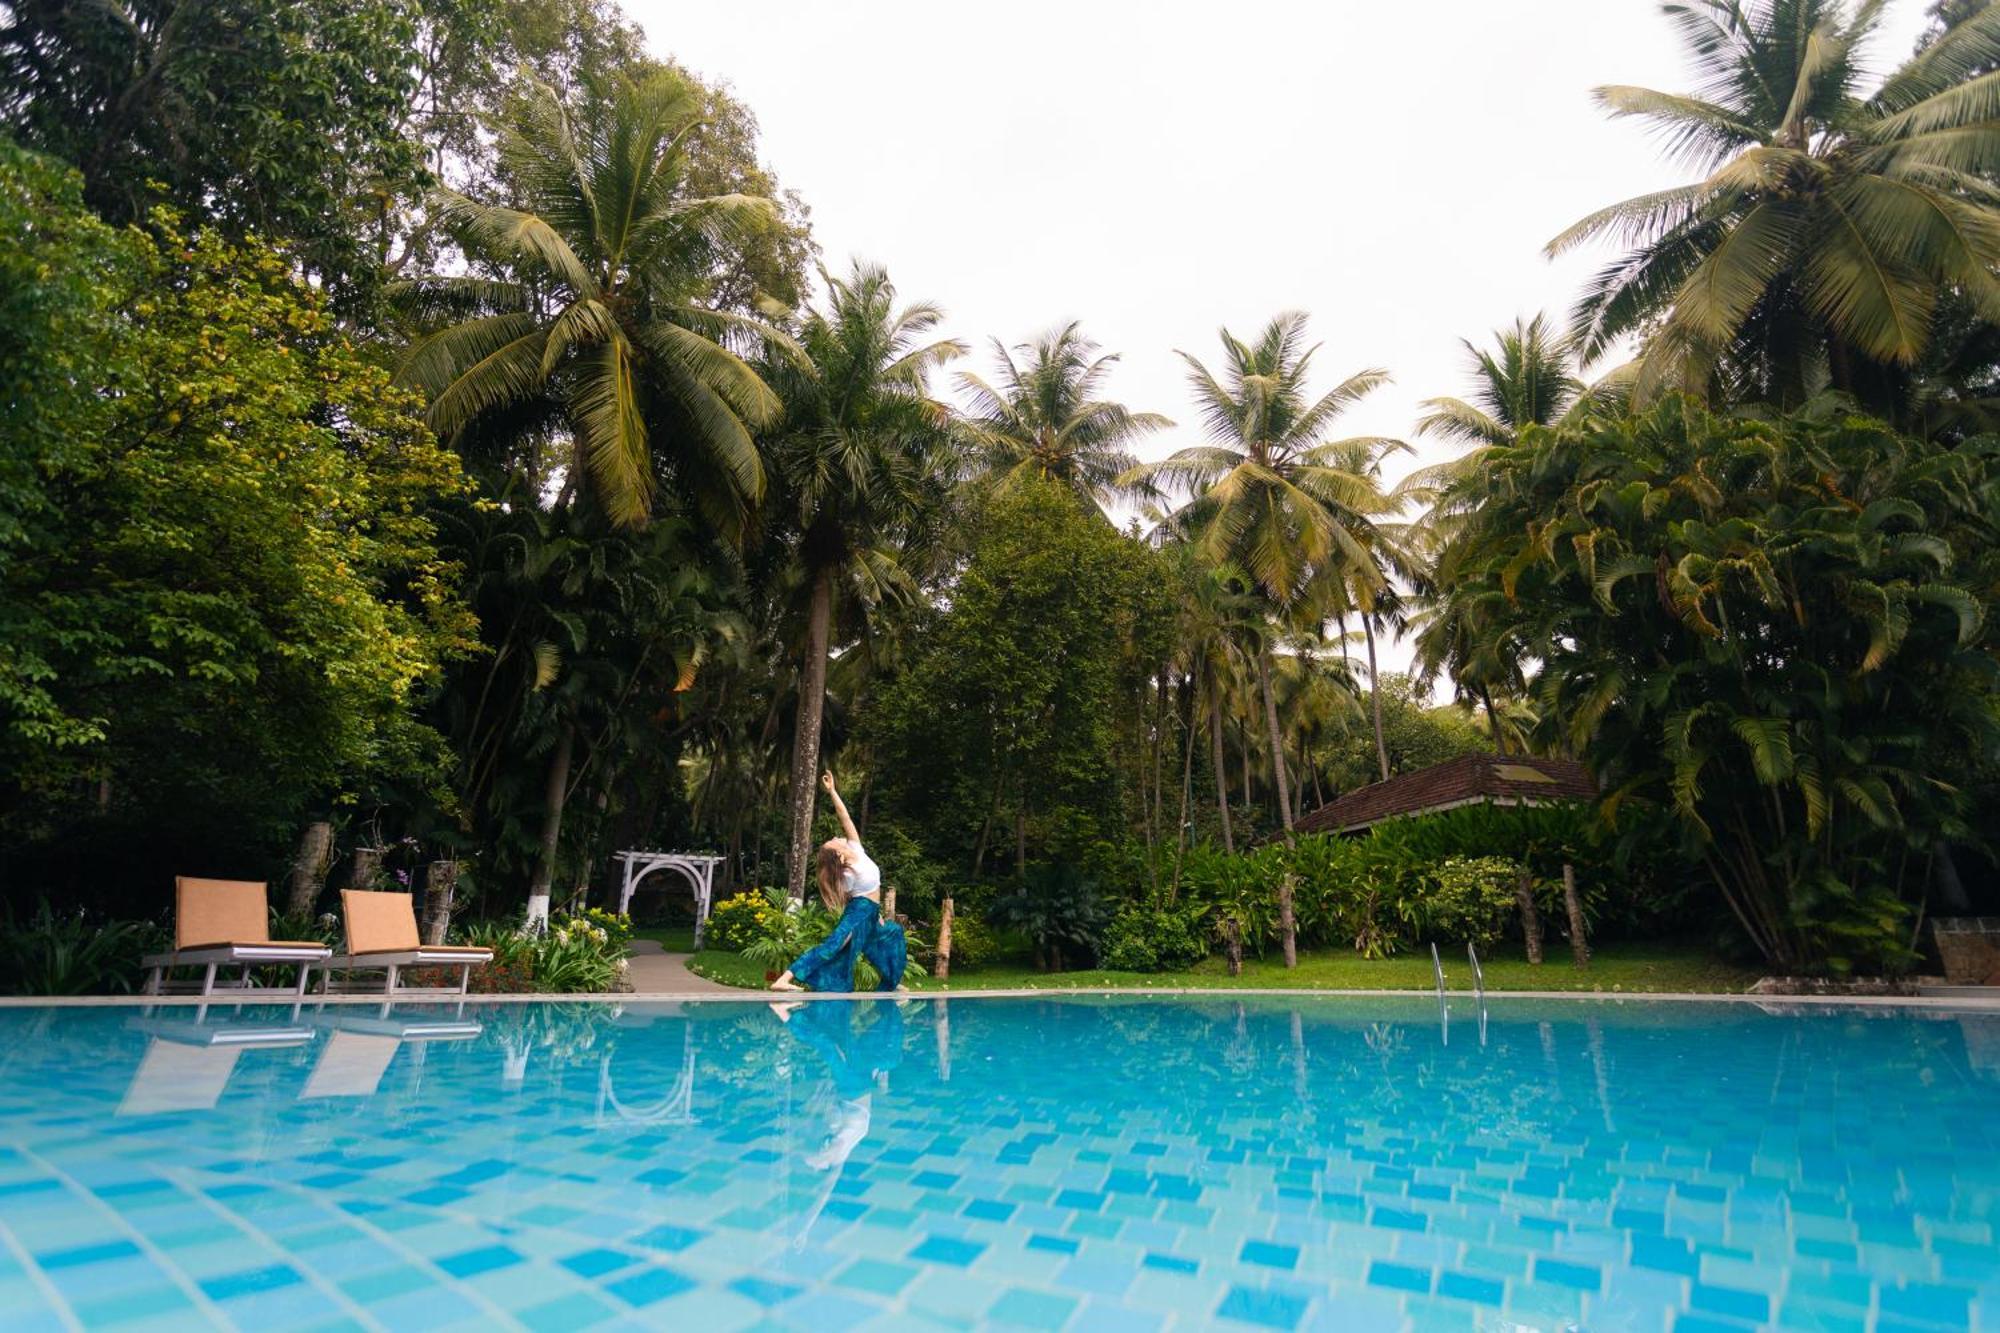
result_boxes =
[1430,942,1449,1045]
[1468,942,1489,1048]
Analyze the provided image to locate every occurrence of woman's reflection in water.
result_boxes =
[771,999,905,1247]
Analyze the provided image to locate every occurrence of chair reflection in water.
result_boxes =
[117,1003,317,1116]
[301,1002,482,1101]
[773,1000,905,1246]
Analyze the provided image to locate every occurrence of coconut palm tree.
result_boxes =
[1550,0,2000,408]
[957,323,1171,511]
[393,71,786,530]
[764,261,964,900]
[1404,318,1601,750]
[1415,314,1585,448]
[1126,313,1401,835]
[1174,557,1264,852]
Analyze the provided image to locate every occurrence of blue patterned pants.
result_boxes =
[789,897,907,993]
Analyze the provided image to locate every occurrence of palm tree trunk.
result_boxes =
[527,721,576,928]
[1479,684,1506,755]
[1240,718,1253,809]
[1257,648,1295,839]
[1364,616,1389,783]
[1210,700,1235,854]
[785,569,834,901]
[1172,679,1197,899]
[285,820,334,918]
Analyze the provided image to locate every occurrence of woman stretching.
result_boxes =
[770,772,907,993]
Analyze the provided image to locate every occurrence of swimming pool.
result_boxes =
[0,996,1993,1331]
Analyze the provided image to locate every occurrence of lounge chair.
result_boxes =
[141,877,331,997]
[320,889,492,996]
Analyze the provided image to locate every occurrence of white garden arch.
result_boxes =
[614,850,726,947]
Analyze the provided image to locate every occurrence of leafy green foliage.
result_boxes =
[394,69,785,531]
[0,900,164,996]
[0,147,474,894]
[451,910,625,992]
[1321,675,1493,793]
[0,0,439,305]
[706,890,792,952]
[1101,901,1210,972]
[1427,395,2000,971]
[987,863,1112,971]
[868,478,1173,870]
[958,322,1171,511]
[1552,0,2000,408]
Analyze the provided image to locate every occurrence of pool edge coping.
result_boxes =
[5,986,1996,1010]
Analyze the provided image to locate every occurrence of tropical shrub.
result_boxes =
[0,900,164,996]
[1101,901,1209,973]
[445,913,625,994]
[577,907,633,949]
[706,891,788,952]
[1404,857,1519,950]
[1428,398,2000,972]
[988,863,1110,970]
[912,907,1001,970]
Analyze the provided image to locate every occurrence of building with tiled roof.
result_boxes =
[1294,753,1596,836]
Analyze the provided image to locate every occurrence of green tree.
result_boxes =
[0,0,432,302]
[763,262,965,900]
[1409,315,1601,749]
[957,323,1170,511]
[1442,395,1999,971]
[394,70,785,531]
[1550,0,2000,409]
[1318,675,1492,794]
[0,146,473,893]
[1129,313,1401,833]
[868,479,1173,874]
[1414,314,1586,448]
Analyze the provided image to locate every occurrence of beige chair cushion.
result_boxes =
[175,878,270,950]
[341,889,421,955]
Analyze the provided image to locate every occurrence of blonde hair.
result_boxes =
[815,841,850,913]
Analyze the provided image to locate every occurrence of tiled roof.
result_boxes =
[1294,753,1597,836]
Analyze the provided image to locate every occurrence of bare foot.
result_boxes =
[767,1001,802,1022]
[769,975,802,992]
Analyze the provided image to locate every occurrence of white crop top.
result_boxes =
[843,845,881,898]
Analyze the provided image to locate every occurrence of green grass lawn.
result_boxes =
[685,940,1758,994]
[631,925,697,953]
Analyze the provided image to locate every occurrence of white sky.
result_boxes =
[634,0,1936,671]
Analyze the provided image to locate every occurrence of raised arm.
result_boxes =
[820,771,860,846]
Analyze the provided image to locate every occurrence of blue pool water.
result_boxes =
[0,996,1994,1332]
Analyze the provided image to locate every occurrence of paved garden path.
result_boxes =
[624,938,736,994]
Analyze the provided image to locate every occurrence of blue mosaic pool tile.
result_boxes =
[1241,1240,1300,1270]
[1435,1270,1504,1305]
[1370,1206,1428,1232]
[197,1263,303,1301]
[1216,1283,1311,1329]
[339,1264,430,1305]
[604,1264,696,1307]
[1535,1257,1602,1292]
[1674,1316,1755,1333]
[987,1286,1079,1329]
[1369,1260,1433,1293]
[433,1243,523,1279]
[1877,1280,1973,1325]
[516,1290,618,1332]
[908,1234,985,1267]
[629,1223,704,1252]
